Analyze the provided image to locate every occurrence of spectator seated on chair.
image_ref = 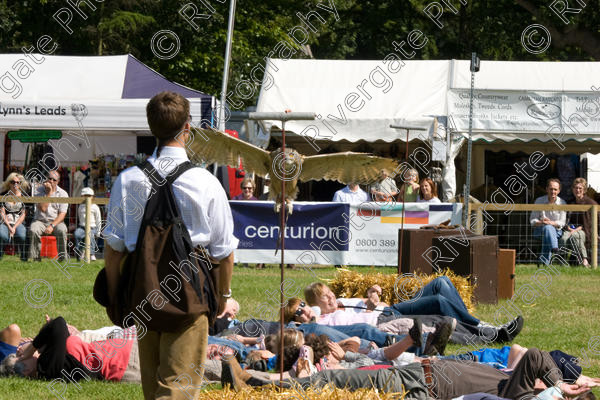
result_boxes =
[530,178,566,265]
[560,178,597,268]
[29,171,69,261]
[0,173,30,261]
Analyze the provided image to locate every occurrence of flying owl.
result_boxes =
[187,127,398,214]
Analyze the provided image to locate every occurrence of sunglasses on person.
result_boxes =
[10,180,20,185]
[295,301,306,317]
[46,177,58,182]
[242,187,253,190]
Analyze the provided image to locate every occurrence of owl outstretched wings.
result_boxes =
[188,127,398,213]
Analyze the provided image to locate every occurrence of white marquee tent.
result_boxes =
[257,58,600,195]
[0,54,215,177]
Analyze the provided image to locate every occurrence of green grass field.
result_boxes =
[0,257,599,399]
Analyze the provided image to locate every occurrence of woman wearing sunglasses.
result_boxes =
[0,173,30,261]
[232,178,258,201]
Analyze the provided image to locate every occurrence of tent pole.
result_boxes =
[279,120,286,388]
[463,53,480,225]
[246,112,315,389]
[399,128,409,275]
[218,0,237,131]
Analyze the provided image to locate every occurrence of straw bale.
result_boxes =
[327,268,475,313]
[198,383,406,399]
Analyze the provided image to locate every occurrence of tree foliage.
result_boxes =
[0,0,597,108]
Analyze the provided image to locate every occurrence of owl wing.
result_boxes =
[299,152,398,184]
[188,127,271,176]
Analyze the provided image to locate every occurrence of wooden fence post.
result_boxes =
[593,205,598,269]
[84,196,92,263]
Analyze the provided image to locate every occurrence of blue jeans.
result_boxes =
[292,322,369,349]
[0,223,27,260]
[295,322,425,355]
[533,225,563,264]
[208,336,253,360]
[74,227,98,257]
[295,323,390,349]
[383,276,480,326]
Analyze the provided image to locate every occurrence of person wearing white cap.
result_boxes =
[74,187,101,261]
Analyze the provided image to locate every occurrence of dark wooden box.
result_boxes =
[398,228,473,275]
[431,235,499,304]
[498,249,516,299]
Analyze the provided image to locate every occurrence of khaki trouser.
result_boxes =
[559,229,588,260]
[29,220,68,259]
[138,314,209,400]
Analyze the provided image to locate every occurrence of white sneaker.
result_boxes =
[90,255,96,261]
[477,321,498,329]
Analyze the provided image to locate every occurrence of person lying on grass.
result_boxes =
[286,296,524,344]
[241,320,452,379]
[0,316,139,382]
[243,333,534,384]
[0,315,267,384]
[0,323,33,363]
[210,298,242,335]
[304,277,522,336]
[222,346,598,400]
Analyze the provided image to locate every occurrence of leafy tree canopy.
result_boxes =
[0,0,597,108]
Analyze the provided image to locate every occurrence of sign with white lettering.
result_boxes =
[231,201,462,266]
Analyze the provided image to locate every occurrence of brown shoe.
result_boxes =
[221,358,252,390]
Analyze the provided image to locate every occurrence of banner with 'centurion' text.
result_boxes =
[231,201,462,266]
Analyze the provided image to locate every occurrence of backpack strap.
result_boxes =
[166,161,195,185]
[138,160,162,189]
[137,160,196,187]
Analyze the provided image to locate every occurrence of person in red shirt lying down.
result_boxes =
[3,315,139,383]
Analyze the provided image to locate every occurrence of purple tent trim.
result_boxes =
[121,55,213,124]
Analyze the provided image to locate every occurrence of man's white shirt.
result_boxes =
[104,146,239,260]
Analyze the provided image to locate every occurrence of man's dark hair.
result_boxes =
[146,91,190,141]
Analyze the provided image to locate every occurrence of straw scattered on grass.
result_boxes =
[200,383,406,400]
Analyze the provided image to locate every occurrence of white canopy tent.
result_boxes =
[448,60,600,142]
[256,58,449,144]
[257,58,600,196]
[257,58,600,142]
[0,54,215,176]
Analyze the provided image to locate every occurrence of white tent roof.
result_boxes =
[450,60,600,91]
[2,54,129,101]
[0,54,215,173]
[257,59,600,144]
[256,59,449,143]
[0,54,213,131]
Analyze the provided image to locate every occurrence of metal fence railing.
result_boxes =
[468,203,598,267]
[3,198,596,267]
[1,196,108,263]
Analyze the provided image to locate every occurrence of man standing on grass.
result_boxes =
[104,91,238,399]
[531,178,566,265]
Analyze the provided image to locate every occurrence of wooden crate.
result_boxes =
[498,248,516,299]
